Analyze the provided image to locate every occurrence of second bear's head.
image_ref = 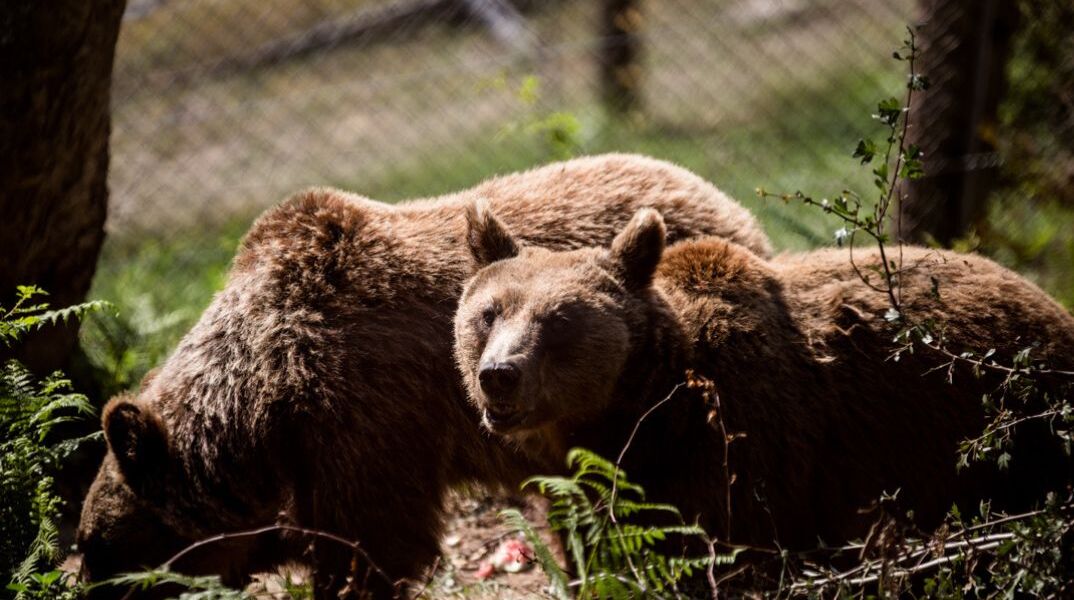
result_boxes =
[455,201,669,438]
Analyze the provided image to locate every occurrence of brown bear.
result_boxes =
[76,154,771,599]
[454,205,1074,556]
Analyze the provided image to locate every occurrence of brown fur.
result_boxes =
[76,154,770,599]
[455,208,1074,554]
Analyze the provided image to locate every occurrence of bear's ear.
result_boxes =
[465,199,520,266]
[610,208,666,290]
[102,396,170,493]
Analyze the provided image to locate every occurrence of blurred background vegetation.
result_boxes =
[82,0,1073,392]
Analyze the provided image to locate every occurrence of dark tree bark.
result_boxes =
[898,0,1019,245]
[599,0,643,116]
[0,0,127,375]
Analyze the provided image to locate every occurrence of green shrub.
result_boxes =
[1,286,109,599]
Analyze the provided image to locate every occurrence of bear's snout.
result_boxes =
[477,360,533,433]
[478,361,521,399]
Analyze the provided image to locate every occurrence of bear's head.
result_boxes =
[455,202,667,438]
[78,372,282,598]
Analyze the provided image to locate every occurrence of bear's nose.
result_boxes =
[479,362,521,397]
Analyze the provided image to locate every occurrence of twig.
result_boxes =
[119,523,399,600]
[709,384,733,541]
[711,561,750,592]
[961,409,1065,447]
[921,340,1074,377]
[788,499,1074,594]
[705,537,720,600]
[610,381,686,522]
[873,29,920,314]
[606,381,685,590]
[408,555,440,599]
[800,540,1006,590]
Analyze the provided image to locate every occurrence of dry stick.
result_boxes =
[790,503,1074,594]
[605,381,685,592]
[119,524,399,600]
[960,503,1073,533]
[704,380,735,600]
[800,501,1072,574]
[408,555,440,599]
[800,539,1008,590]
[705,538,720,600]
[609,381,686,521]
[710,385,733,547]
[711,562,751,592]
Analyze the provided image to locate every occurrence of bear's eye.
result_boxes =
[545,314,570,333]
[480,307,497,328]
[540,313,574,344]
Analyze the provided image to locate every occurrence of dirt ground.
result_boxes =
[246,493,558,598]
[417,493,557,599]
[63,492,556,598]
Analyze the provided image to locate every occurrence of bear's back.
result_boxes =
[655,238,1074,547]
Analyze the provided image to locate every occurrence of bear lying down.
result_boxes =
[455,205,1074,553]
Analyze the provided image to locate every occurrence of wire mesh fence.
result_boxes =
[106,0,915,239]
[88,0,1073,383]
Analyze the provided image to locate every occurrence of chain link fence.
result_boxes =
[87,0,1072,383]
[106,0,915,238]
[988,0,1074,306]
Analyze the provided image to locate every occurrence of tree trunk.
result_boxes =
[0,0,127,375]
[898,0,1019,245]
[599,0,643,117]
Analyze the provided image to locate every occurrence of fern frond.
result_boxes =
[612,499,683,520]
[518,447,728,598]
[523,475,586,499]
[99,570,251,599]
[566,447,617,477]
[34,300,115,329]
[654,524,708,537]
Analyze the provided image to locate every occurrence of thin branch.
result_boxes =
[710,384,733,541]
[921,340,1074,377]
[606,381,685,590]
[962,409,1065,447]
[119,523,399,600]
[408,555,440,599]
[800,540,1006,590]
[788,499,1074,594]
[610,381,686,522]
[705,537,720,600]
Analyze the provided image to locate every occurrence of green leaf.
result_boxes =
[853,138,878,164]
[875,97,903,126]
